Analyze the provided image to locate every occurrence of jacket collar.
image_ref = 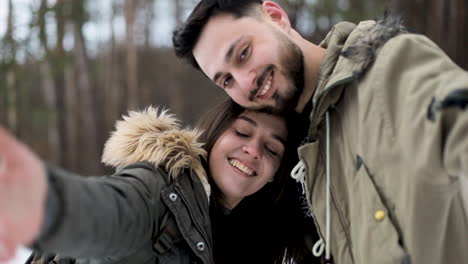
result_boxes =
[101,107,211,197]
[307,16,404,140]
[307,21,359,139]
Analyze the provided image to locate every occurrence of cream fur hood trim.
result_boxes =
[102,107,210,197]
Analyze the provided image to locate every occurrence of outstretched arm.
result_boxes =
[0,126,168,262]
[0,126,47,261]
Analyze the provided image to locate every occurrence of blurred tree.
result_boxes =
[71,0,103,173]
[125,0,140,110]
[392,0,467,69]
[143,0,156,49]
[1,0,465,175]
[103,0,124,133]
[35,0,67,164]
[280,0,387,43]
[2,0,19,134]
[168,0,186,119]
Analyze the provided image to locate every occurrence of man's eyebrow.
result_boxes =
[226,36,243,63]
[238,115,286,145]
[212,36,245,83]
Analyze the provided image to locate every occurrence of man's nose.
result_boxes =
[233,69,256,96]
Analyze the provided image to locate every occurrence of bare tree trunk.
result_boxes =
[392,0,467,69]
[105,1,122,130]
[40,63,61,163]
[169,0,185,118]
[53,0,68,167]
[64,64,79,171]
[174,0,183,26]
[4,0,18,133]
[281,0,306,28]
[125,0,139,110]
[0,81,5,124]
[447,0,467,69]
[143,0,155,49]
[73,21,102,173]
[6,72,18,133]
[37,0,63,164]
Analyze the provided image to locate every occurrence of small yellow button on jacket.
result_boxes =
[374,210,386,221]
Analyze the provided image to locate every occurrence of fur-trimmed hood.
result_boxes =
[102,107,210,197]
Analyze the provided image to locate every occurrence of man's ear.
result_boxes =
[261,1,291,30]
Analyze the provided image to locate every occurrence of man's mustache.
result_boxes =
[249,64,275,101]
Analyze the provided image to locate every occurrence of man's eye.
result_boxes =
[240,46,249,62]
[223,75,233,88]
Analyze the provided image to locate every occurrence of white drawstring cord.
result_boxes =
[312,238,325,257]
[291,111,331,261]
[325,111,331,261]
[291,160,325,259]
[291,160,306,194]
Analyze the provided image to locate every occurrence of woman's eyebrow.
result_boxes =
[238,115,286,145]
[238,115,257,126]
[272,134,286,146]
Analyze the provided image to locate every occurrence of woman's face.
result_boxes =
[209,111,287,209]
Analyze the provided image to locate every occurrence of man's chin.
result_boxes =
[264,91,300,114]
[245,93,298,114]
[256,101,295,115]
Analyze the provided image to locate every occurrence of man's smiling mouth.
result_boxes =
[257,72,273,98]
[250,65,275,101]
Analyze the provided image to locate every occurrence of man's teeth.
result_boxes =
[229,159,255,176]
[260,75,272,96]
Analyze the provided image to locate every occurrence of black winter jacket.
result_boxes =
[28,108,214,264]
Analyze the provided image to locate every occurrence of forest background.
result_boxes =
[1,0,466,175]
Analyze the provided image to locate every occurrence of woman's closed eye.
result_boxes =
[265,145,278,157]
[234,129,249,137]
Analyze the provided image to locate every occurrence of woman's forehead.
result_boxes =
[236,111,287,138]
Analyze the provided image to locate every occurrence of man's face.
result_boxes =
[193,14,304,113]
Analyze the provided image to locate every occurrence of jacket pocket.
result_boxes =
[349,158,408,264]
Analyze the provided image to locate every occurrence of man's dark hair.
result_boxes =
[172,0,263,70]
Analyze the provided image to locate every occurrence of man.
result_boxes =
[172,0,468,263]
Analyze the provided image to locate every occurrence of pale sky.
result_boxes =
[0,0,33,40]
[0,0,182,58]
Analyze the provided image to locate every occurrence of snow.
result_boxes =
[1,246,32,264]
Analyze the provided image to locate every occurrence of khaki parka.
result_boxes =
[29,108,214,264]
[299,17,468,264]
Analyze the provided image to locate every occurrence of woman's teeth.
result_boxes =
[229,159,255,176]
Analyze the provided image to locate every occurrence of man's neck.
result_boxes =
[295,41,326,113]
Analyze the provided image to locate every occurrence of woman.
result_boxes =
[21,99,315,264]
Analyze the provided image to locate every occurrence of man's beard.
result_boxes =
[255,30,305,114]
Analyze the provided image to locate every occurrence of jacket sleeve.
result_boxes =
[32,163,168,259]
[380,33,468,182]
[375,33,468,262]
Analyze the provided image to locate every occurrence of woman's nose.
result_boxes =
[242,141,261,160]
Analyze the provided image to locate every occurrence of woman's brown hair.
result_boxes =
[196,97,316,263]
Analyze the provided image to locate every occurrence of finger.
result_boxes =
[0,156,4,176]
[0,223,14,261]
[0,239,16,262]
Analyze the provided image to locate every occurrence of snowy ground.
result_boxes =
[1,246,31,264]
